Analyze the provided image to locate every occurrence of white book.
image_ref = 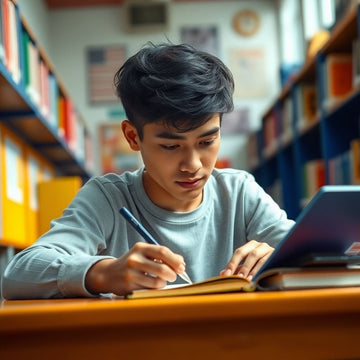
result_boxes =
[7,0,21,84]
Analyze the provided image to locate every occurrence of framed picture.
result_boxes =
[180,26,219,56]
[221,108,250,135]
[87,46,126,105]
[230,48,267,98]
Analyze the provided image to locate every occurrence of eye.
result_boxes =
[200,138,215,146]
[160,144,179,150]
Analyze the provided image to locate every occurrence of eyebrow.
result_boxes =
[155,126,220,140]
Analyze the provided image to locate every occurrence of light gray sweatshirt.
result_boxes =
[2,167,294,299]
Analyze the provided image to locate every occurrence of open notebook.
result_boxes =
[126,185,360,299]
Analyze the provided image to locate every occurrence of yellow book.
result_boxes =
[126,267,360,299]
[57,96,66,138]
[37,176,82,235]
[0,124,27,248]
[24,146,55,247]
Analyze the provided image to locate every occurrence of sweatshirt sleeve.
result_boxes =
[242,174,295,247]
[2,178,117,299]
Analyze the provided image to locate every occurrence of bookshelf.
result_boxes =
[0,0,93,248]
[247,5,360,220]
[0,4,92,179]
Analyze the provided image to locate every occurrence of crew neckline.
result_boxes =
[131,167,211,224]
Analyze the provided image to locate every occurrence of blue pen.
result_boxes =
[119,206,192,284]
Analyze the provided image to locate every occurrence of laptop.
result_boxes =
[253,185,360,282]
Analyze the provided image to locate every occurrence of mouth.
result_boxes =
[176,177,203,189]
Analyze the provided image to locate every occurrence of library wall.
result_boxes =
[16,0,50,54]
[21,1,281,173]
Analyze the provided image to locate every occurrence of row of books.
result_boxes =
[259,138,360,212]
[0,123,82,249]
[301,159,326,207]
[259,85,318,162]
[254,37,360,165]
[328,138,360,186]
[0,0,91,172]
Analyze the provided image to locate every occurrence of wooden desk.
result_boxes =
[1,288,360,359]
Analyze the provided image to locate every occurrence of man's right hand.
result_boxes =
[85,242,186,296]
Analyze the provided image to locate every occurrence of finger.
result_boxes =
[129,243,181,282]
[236,243,273,279]
[246,252,272,279]
[141,258,178,282]
[221,240,259,275]
[123,267,168,292]
[134,242,186,275]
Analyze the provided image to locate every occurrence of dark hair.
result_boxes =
[114,42,234,139]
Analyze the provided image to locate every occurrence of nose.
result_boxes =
[179,149,201,173]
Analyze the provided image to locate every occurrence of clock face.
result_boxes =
[232,9,260,37]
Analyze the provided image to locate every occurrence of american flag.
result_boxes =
[87,46,126,104]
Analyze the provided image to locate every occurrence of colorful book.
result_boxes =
[39,59,50,119]
[351,138,360,184]
[352,38,360,88]
[302,159,325,201]
[75,115,85,163]
[2,0,10,71]
[57,95,66,139]
[7,0,21,83]
[280,96,293,145]
[296,83,318,131]
[64,98,77,152]
[262,111,278,158]
[0,0,5,64]
[48,72,59,130]
[323,53,353,110]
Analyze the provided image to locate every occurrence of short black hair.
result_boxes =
[114,42,234,139]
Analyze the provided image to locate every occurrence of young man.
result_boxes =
[2,43,294,299]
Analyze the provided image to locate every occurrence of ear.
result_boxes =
[121,120,141,151]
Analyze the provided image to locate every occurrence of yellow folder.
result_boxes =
[24,146,55,247]
[0,124,27,248]
[37,176,82,236]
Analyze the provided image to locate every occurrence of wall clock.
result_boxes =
[232,9,260,37]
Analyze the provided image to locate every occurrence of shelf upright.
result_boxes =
[283,85,302,218]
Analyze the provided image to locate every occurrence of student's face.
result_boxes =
[123,114,221,212]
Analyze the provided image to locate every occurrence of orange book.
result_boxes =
[302,84,317,123]
[57,96,66,139]
[326,54,353,98]
[316,159,326,189]
[64,97,76,152]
